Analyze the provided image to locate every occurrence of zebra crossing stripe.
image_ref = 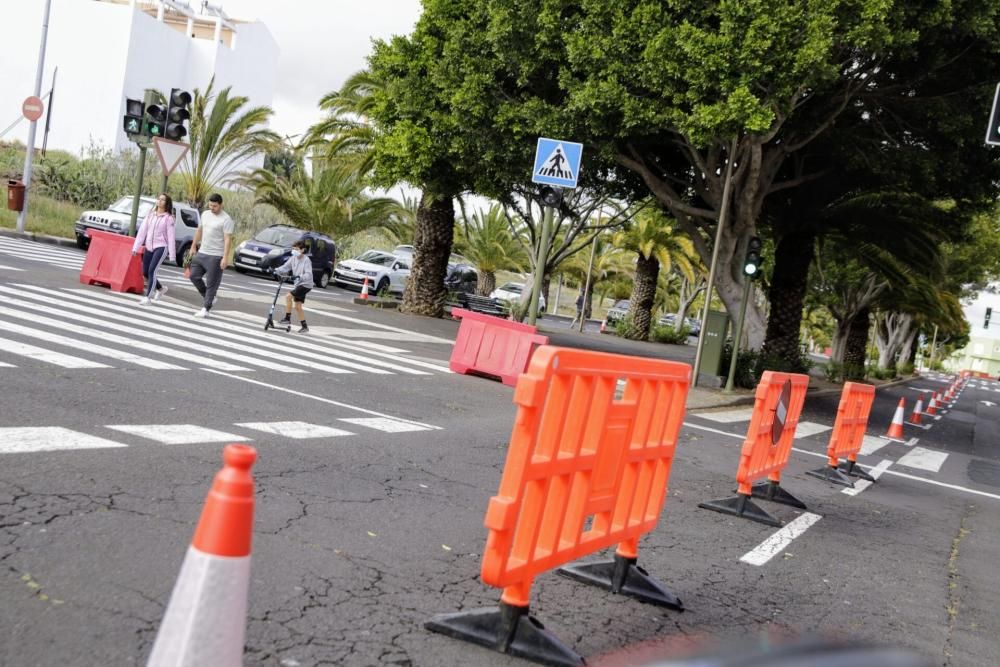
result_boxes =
[0,361,15,367]
[80,287,446,375]
[54,287,394,376]
[105,424,250,445]
[0,336,110,368]
[0,264,25,271]
[0,318,185,370]
[896,446,949,473]
[338,417,432,433]
[0,285,307,374]
[236,421,355,438]
[0,427,129,454]
[0,302,251,372]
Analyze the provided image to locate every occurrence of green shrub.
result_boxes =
[613,313,646,340]
[898,362,915,376]
[720,344,761,389]
[650,324,691,345]
[822,361,843,382]
[755,348,814,376]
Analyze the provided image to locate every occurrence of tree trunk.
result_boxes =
[760,228,815,369]
[626,254,659,340]
[400,192,454,318]
[477,271,495,297]
[542,276,551,314]
[831,320,849,363]
[843,307,870,381]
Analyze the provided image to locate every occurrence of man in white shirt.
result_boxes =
[188,193,234,317]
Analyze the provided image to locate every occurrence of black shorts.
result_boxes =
[290,285,311,303]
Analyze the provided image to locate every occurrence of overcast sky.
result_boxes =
[221,0,424,140]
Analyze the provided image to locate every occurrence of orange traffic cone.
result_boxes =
[883,398,906,440]
[148,444,257,667]
[925,394,938,416]
[909,395,924,425]
[360,277,370,300]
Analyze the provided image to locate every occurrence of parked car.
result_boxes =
[233,225,337,288]
[333,249,410,294]
[74,196,200,266]
[490,282,545,313]
[392,245,479,295]
[658,313,702,336]
[603,299,631,329]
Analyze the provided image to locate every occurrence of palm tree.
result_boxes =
[560,233,631,317]
[380,193,419,245]
[181,78,279,208]
[612,208,697,340]
[454,204,529,295]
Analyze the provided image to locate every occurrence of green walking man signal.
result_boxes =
[123,87,191,141]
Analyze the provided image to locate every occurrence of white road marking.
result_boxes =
[338,417,433,433]
[0,319,185,370]
[0,303,250,372]
[740,512,823,566]
[0,285,301,374]
[695,408,755,423]
[203,369,442,430]
[0,427,128,454]
[0,264,25,271]
[0,337,110,368]
[794,421,832,438]
[896,446,949,473]
[0,361,16,367]
[235,421,355,439]
[906,437,919,446]
[306,303,456,345]
[105,424,250,445]
[859,435,888,456]
[842,460,893,496]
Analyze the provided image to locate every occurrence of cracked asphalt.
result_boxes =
[1,249,999,666]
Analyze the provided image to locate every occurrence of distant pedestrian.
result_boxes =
[131,193,175,305]
[571,293,585,326]
[275,240,314,333]
[188,193,234,318]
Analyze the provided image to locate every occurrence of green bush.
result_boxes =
[898,362,915,376]
[650,324,691,345]
[720,344,761,389]
[822,361,843,382]
[755,348,814,376]
[613,313,646,340]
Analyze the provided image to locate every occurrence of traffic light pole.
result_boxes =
[527,204,554,326]
[128,142,148,237]
[16,0,52,234]
[723,277,753,393]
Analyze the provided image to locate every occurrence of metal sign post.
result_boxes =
[16,0,53,234]
[985,83,1000,146]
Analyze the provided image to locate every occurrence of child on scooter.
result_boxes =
[274,241,314,333]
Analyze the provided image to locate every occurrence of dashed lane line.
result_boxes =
[740,512,823,567]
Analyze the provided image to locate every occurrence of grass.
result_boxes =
[0,194,80,239]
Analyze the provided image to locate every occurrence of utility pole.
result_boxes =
[41,67,57,157]
[527,201,555,326]
[579,231,598,333]
[16,0,53,233]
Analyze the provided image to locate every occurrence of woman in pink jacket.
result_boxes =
[131,193,176,305]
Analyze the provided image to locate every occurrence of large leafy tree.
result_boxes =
[181,79,278,208]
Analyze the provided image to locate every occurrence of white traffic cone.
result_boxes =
[360,277,370,300]
[147,444,257,667]
[909,395,924,425]
[883,398,906,441]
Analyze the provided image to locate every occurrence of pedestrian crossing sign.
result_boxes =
[532,137,583,188]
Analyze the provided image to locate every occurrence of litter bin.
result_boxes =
[7,180,25,212]
[697,309,731,380]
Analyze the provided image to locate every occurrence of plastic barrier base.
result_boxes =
[557,554,683,610]
[699,493,782,527]
[750,480,807,509]
[838,459,876,482]
[425,602,583,667]
[805,465,856,487]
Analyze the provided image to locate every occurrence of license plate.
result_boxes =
[243,258,258,265]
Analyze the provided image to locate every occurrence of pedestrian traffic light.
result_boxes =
[743,236,763,277]
[123,98,144,136]
[144,102,166,138]
[164,88,192,141]
[985,307,992,329]
[539,185,563,207]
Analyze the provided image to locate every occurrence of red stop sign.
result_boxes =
[22,96,44,122]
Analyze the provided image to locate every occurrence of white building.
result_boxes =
[945,286,1000,376]
[1,0,278,162]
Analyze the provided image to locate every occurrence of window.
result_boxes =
[179,210,199,228]
[356,251,396,266]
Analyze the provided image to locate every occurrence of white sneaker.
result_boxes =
[152,285,168,302]
[138,296,151,305]
[193,307,209,318]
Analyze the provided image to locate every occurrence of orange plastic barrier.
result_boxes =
[699,371,809,526]
[427,346,691,666]
[449,307,549,386]
[79,229,145,293]
[805,382,875,487]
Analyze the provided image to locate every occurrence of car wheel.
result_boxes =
[76,235,89,250]
[234,266,246,274]
[318,271,331,289]
[376,277,389,294]
[176,243,191,267]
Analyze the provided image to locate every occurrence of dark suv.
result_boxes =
[233,225,337,288]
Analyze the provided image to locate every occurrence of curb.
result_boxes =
[0,227,78,249]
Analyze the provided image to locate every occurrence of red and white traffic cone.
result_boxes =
[883,398,906,441]
[360,277,370,300]
[909,395,924,425]
[925,394,938,416]
[148,444,257,667]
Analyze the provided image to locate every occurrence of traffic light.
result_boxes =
[164,88,192,141]
[144,101,166,138]
[985,307,992,329]
[123,98,144,136]
[538,185,563,207]
[743,236,763,277]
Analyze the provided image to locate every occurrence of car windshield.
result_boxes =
[498,283,523,294]
[356,251,396,266]
[109,196,153,217]
[254,227,301,247]
[613,300,630,310]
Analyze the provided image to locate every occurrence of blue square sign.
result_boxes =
[532,137,583,188]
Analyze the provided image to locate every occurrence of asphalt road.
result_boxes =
[0,235,998,667]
